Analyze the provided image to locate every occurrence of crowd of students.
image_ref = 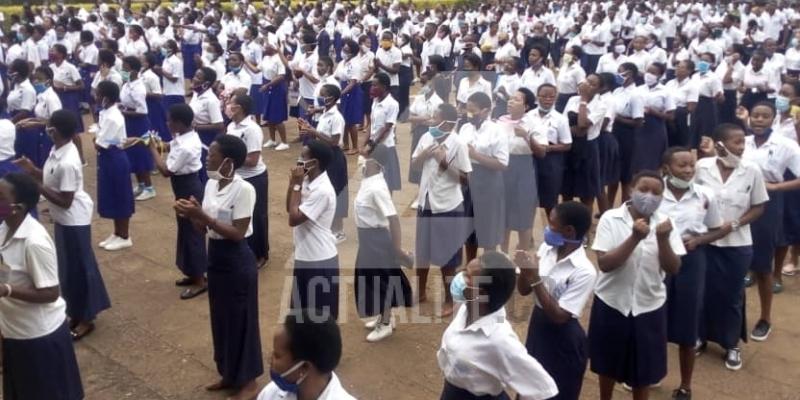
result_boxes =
[1,0,800,399]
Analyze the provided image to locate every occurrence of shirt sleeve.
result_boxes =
[26,239,60,288]
[454,140,473,174]
[232,182,256,221]
[299,185,334,223]
[56,162,80,193]
[591,214,616,253]
[385,100,398,125]
[667,216,688,256]
[208,98,224,124]
[557,115,573,144]
[750,168,770,205]
[703,192,725,229]
[556,268,596,318]
[496,334,560,400]
[372,186,397,218]
[166,143,191,173]
[630,92,645,119]
[243,126,263,153]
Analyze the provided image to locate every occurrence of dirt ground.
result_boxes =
[7,113,800,400]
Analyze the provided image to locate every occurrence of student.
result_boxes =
[15,110,111,341]
[175,135,263,400]
[357,34,376,133]
[492,57,522,119]
[737,102,800,340]
[0,173,84,400]
[520,45,557,96]
[596,73,620,215]
[76,30,99,107]
[157,40,186,112]
[397,33,414,119]
[363,73,402,193]
[499,88,544,254]
[412,103,471,317]
[14,65,61,168]
[141,52,169,141]
[259,43,289,151]
[694,123,767,370]
[225,94,269,269]
[49,44,84,135]
[354,144,414,342]
[335,39,364,154]
[255,310,356,399]
[188,67,225,183]
[597,38,629,75]
[590,170,685,400]
[632,62,674,174]
[556,46,586,113]
[460,91,508,260]
[516,201,596,400]
[240,26,265,126]
[298,84,349,243]
[180,14,203,79]
[407,72,445,193]
[659,147,725,398]
[690,52,723,148]
[665,60,698,148]
[90,49,124,115]
[531,84,572,217]
[0,120,23,178]
[149,103,207,300]
[609,62,644,203]
[291,34,321,128]
[438,251,559,400]
[287,140,340,320]
[715,46,745,124]
[94,81,135,251]
[119,56,156,201]
[7,59,36,125]
[455,53,492,112]
[220,52,253,101]
[774,82,800,277]
[739,51,778,111]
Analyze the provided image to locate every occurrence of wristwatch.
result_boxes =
[292,184,301,192]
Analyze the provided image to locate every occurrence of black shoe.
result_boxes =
[672,388,691,400]
[725,347,742,371]
[750,319,772,342]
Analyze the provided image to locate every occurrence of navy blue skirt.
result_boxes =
[15,125,52,169]
[248,84,265,119]
[666,246,707,346]
[561,137,600,199]
[440,381,510,400]
[292,256,341,320]
[720,89,738,124]
[261,80,288,123]
[2,322,84,400]
[207,238,264,387]
[526,307,587,400]
[124,114,154,174]
[244,171,269,261]
[667,106,691,148]
[702,245,751,349]
[555,93,574,113]
[79,64,97,103]
[588,297,667,388]
[467,164,505,248]
[415,200,467,268]
[328,146,349,218]
[196,127,224,184]
[612,122,637,184]
[354,227,413,317]
[536,152,564,210]
[631,114,667,175]
[381,145,402,192]
[162,95,186,116]
[750,190,784,273]
[56,90,84,133]
[181,43,202,79]
[340,80,364,126]
[690,96,718,149]
[782,171,800,245]
[97,147,134,219]
[597,131,620,186]
[146,97,170,141]
[54,224,111,322]
[171,173,207,277]
[505,154,537,231]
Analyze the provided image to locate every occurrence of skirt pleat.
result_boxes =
[54,224,111,322]
[97,147,134,219]
[171,173,207,277]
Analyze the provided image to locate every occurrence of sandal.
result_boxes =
[180,285,208,300]
[782,264,797,276]
[71,323,95,341]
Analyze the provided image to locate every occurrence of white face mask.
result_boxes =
[208,158,233,180]
[644,72,659,87]
[614,44,626,54]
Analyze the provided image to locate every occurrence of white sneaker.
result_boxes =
[366,322,394,342]
[98,233,116,248]
[410,200,419,210]
[263,140,277,148]
[275,143,290,151]
[334,231,346,244]
[104,236,133,251]
[135,187,156,201]
[364,315,396,330]
[88,124,99,134]
[133,184,144,198]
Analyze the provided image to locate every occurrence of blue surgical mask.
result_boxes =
[161,47,170,57]
[230,66,242,74]
[776,95,791,113]
[697,60,711,74]
[428,126,444,138]
[33,82,48,94]
[316,96,327,107]
[120,70,131,82]
[269,361,306,393]
[450,271,476,302]
[614,73,625,86]
[543,226,582,247]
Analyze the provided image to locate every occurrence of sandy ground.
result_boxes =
[5,113,800,400]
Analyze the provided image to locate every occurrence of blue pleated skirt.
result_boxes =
[612,122,637,184]
[751,190,784,273]
[97,147,134,219]
[702,245,751,349]
[146,97,170,141]
[54,224,111,321]
[15,125,52,169]
[248,84,265,119]
[292,256,341,320]
[561,137,600,199]
[79,65,97,104]
[123,114,153,174]
[2,322,84,400]
[181,43,202,79]
[208,238,263,386]
[588,297,667,388]
[690,96,718,149]
[555,93,574,113]
[631,114,667,175]
[340,80,364,126]
[354,227,413,317]
[56,90,84,133]
[598,131,620,186]
[171,173,207,277]
[666,246,707,346]
[162,95,186,114]
[536,151,566,210]
[261,80,288,123]
[244,172,269,261]
[526,307,587,400]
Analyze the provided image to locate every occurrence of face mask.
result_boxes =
[0,203,16,220]
[161,47,170,57]
[296,158,314,173]
[668,175,692,190]
[208,158,232,180]
[269,361,306,393]
[776,95,791,113]
[450,271,476,303]
[644,72,659,87]
[697,60,711,74]
[614,73,626,86]
[316,96,327,107]
[120,70,131,82]
[719,146,741,168]
[538,105,552,114]
[33,82,48,94]
[630,190,662,216]
[614,44,626,54]
[231,66,242,74]
[543,225,582,247]
[360,44,370,53]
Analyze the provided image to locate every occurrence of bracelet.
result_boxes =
[3,283,11,298]
[530,280,544,289]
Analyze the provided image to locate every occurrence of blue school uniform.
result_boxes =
[631,112,669,174]
[123,114,154,173]
[262,80,288,124]
[146,96,170,141]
